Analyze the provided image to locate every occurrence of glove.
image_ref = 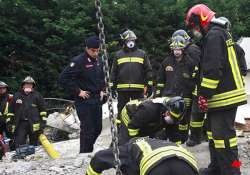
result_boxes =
[198,96,208,112]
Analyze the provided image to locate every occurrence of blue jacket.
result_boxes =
[59,52,105,104]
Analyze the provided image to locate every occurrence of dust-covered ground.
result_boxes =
[0,127,250,175]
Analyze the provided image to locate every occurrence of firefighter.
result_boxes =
[118,96,185,145]
[185,4,247,175]
[170,29,206,147]
[7,76,47,148]
[110,29,153,120]
[156,36,197,143]
[0,81,13,137]
[86,137,199,175]
[59,36,106,166]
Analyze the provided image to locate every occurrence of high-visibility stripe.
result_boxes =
[207,131,213,140]
[192,72,196,78]
[140,146,198,175]
[214,139,225,149]
[170,111,182,120]
[33,123,40,132]
[40,111,47,116]
[179,124,188,131]
[117,57,144,65]
[128,128,139,136]
[190,121,204,128]
[184,98,192,107]
[157,83,164,88]
[156,90,160,95]
[4,102,9,115]
[121,107,130,126]
[208,94,247,108]
[175,141,181,145]
[7,113,14,117]
[227,45,244,89]
[42,117,47,120]
[147,81,153,86]
[109,82,113,87]
[229,137,238,147]
[86,165,101,175]
[6,118,11,122]
[117,84,144,89]
[115,119,121,125]
[208,88,245,102]
[136,140,152,157]
[192,86,198,96]
[201,78,219,89]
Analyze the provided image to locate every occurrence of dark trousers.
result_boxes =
[148,158,197,175]
[117,91,144,119]
[207,107,241,175]
[75,102,102,153]
[189,96,206,142]
[14,121,39,148]
[179,106,191,143]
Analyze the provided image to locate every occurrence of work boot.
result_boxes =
[199,167,221,175]
[186,138,201,147]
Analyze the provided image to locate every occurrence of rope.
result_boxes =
[95,1,122,175]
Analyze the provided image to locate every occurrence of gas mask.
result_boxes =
[126,40,135,49]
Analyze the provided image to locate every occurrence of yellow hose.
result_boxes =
[39,134,60,159]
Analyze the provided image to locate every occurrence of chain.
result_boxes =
[95,1,122,175]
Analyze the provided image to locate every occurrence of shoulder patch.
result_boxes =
[165,66,174,71]
[16,99,22,104]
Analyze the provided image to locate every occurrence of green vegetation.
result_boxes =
[1,0,249,97]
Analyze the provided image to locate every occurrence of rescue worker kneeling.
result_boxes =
[8,76,47,148]
[86,137,199,175]
[118,96,185,145]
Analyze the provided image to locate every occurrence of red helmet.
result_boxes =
[185,4,215,30]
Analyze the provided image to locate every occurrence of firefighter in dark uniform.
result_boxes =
[186,4,247,175]
[7,76,47,148]
[86,137,199,175]
[156,36,197,143]
[170,29,206,147]
[0,81,13,138]
[110,29,153,119]
[119,96,185,145]
[59,36,105,157]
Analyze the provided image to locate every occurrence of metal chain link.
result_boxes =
[95,1,122,175]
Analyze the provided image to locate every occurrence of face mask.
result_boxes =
[192,29,203,41]
[126,41,135,48]
[23,87,32,94]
